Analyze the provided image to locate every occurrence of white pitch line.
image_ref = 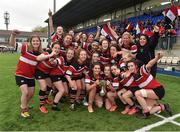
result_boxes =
[154,113,180,126]
[154,113,166,119]
[135,113,180,132]
[171,120,180,126]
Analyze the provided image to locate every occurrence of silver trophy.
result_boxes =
[99,80,106,97]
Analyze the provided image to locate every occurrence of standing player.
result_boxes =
[35,42,61,113]
[9,30,43,118]
[48,9,64,45]
[65,50,88,110]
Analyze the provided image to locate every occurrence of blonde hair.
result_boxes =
[122,32,131,38]
[121,31,133,45]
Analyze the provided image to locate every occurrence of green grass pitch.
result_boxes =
[0,53,180,131]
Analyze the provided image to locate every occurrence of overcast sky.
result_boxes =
[0,0,71,31]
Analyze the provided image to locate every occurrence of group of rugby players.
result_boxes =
[9,10,172,118]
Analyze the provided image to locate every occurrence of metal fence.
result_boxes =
[156,35,177,50]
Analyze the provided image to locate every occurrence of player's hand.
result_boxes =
[156,51,164,59]
[48,9,52,16]
[97,26,101,31]
[49,50,56,57]
[49,58,55,64]
[107,22,111,27]
[154,25,159,33]
[106,80,111,86]
[12,29,20,36]
[95,80,100,86]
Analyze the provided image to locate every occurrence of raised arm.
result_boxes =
[48,9,55,34]
[95,26,101,40]
[149,25,160,50]
[36,51,56,61]
[107,22,119,40]
[9,30,20,47]
[146,52,163,69]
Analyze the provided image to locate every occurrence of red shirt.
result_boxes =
[100,49,110,65]
[15,43,40,79]
[50,56,65,76]
[66,60,88,78]
[119,73,136,88]
[60,43,73,57]
[51,32,63,44]
[135,65,161,89]
[37,52,57,74]
[112,77,120,91]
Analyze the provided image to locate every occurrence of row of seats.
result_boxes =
[83,14,164,34]
[128,15,164,26]
[158,56,180,65]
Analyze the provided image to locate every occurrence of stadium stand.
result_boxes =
[45,0,180,71]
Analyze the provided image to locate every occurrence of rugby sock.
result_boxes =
[45,86,52,100]
[21,107,28,113]
[69,89,77,104]
[39,90,46,107]
[80,89,86,100]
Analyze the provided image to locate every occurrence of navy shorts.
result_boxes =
[50,75,64,83]
[153,85,165,100]
[128,86,141,95]
[62,77,68,82]
[35,69,49,80]
[15,76,35,87]
[72,75,84,80]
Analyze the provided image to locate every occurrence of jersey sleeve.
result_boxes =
[85,74,91,84]
[140,65,150,75]
[112,78,119,90]
[130,45,137,54]
[57,56,64,66]
[65,65,75,76]
[21,43,27,55]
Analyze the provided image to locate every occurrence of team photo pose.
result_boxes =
[35,42,63,113]
[85,63,104,113]
[65,49,88,110]
[126,52,172,118]
[136,26,160,77]
[10,30,43,118]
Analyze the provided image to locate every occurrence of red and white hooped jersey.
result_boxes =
[118,60,127,71]
[121,43,137,54]
[60,43,73,57]
[100,49,110,65]
[63,57,73,72]
[50,56,65,76]
[51,33,59,43]
[81,42,93,56]
[85,73,102,85]
[85,73,104,93]
[66,60,88,78]
[37,52,57,74]
[15,43,40,79]
[119,73,136,88]
[135,65,161,89]
[112,76,120,90]
[110,54,122,65]
[51,32,63,44]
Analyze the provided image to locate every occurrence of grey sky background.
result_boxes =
[0,0,71,31]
